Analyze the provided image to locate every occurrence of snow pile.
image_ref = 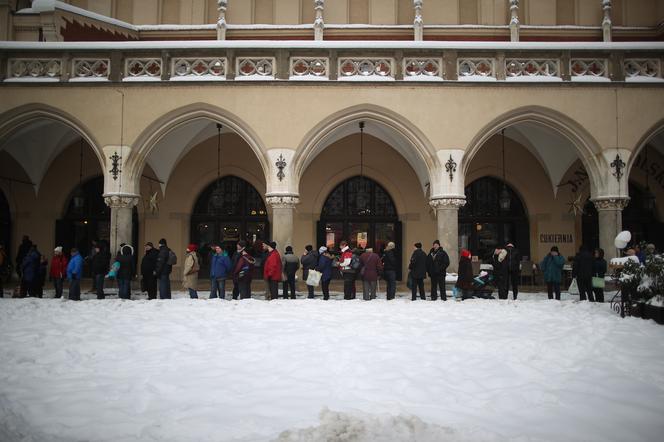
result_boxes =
[1,297,664,442]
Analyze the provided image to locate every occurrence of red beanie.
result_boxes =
[461,249,471,259]
[187,243,198,252]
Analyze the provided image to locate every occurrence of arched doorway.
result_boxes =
[459,177,530,261]
[0,189,10,256]
[190,175,269,277]
[317,176,402,279]
[55,176,138,265]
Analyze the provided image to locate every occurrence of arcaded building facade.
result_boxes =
[1,0,664,280]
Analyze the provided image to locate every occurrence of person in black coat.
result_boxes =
[505,243,521,300]
[572,246,594,301]
[141,242,159,300]
[117,245,134,300]
[408,242,427,301]
[15,235,32,280]
[155,238,172,299]
[492,248,509,300]
[300,245,318,299]
[591,248,607,303]
[382,242,398,300]
[91,243,111,299]
[20,245,40,297]
[426,240,450,301]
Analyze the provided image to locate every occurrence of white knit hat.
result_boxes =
[319,246,328,254]
[54,246,63,253]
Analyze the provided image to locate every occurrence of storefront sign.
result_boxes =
[540,233,573,244]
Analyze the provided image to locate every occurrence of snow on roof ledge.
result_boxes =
[21,0,138,32]
[2,41,664,52]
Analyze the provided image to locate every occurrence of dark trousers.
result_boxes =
[384,270,396,300]
[20,279,29,297]
[118,279,131,299]
[506,272,520,300]
[188,288,198,299]
[343,272,356,300]
[95,274,105,299]
[321,279,331,300]
[69,278,81,300]
[0,275,3,297]
[210,278,226,299]
[267,279,279,300]
[232,281,240,299]
[283,274,296,299]
[592,288,604,303]
[306,284,315,298]
[497,277,508,299]
[159,274,171,299]
[238,280,251,299]
[431,274,447,300]
[144,275,157,299]
[578,278,593,301]
[53,278,64,298]
[547,282,561,300]
[411,277,425,300]
[362,280,377,300]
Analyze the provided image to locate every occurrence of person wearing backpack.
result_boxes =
[183,243,200,299]
[338,240,356,300]
[155,238,174,299]
[426,240,450,301]
[282,245,300,299]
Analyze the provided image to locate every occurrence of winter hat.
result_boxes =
[145,242,154,248]
[433,240,440,246]
[461,249,471,259]
[550,246,559,253]
[269,241,277,249]
[414,242,422,249]
[385,242,395,251]
[319,246,328,254]
[187,243,198,252]
[54,246,63,253]
[506,243,514,248]
[159,238,167,246]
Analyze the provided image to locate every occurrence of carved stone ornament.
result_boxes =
[429,198,466,210]
[610,153,626,181]
[104,194,140,209]
[266,195,300,209]
[592,197,630,211]
[445,155,457,182]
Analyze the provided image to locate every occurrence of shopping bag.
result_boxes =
[406,271,413,290]
[306,269,322,287]
[592,276,605,289]
[568,278,579,295]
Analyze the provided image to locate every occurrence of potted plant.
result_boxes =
[618,254,664,324]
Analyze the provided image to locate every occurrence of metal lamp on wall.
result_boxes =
[643,145,656,212]
[72,139,86,211]
[499,129,512,211]
[210,123,224,209]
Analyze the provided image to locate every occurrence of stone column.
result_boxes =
[601,0,612,43]
[413,0,423,41]
[266,196,299,253]
[509,0,520,42]
[104,193,139,255]
[216,0,228,40]
[592,197,629,261]
[314,0,325,41]
[429,197,466,272]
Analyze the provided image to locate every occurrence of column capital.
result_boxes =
[103,193,140,209]
[429,197,466,210]
[266,195,300,209]
[591,197,629,211]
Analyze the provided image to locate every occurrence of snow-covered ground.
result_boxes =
[1,292,663,442]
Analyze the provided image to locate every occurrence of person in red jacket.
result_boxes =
[49,246,68,298]
[263,241,282,300]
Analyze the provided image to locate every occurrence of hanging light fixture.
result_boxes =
[358,121,371,215]
[643,145,656,212]
[499,128,512,211]
[72,138,86,210]
[210,123,224,209]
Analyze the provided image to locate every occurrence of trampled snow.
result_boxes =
[1,293,663,442]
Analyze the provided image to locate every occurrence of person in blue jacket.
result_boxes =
[209,243,231,299]
[67,248,84,301]
[540,246,565,300]
[316,246,334,301]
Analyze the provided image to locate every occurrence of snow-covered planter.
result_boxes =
[618,254,664,324]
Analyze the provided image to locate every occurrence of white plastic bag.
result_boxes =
[306,269,322,287]
[568,278,579,295]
